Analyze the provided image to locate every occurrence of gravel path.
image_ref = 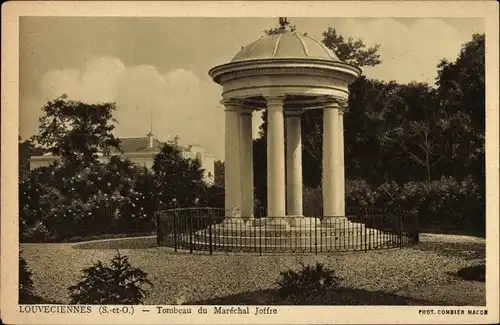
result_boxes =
[20,233,485,306]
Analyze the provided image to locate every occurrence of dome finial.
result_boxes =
[279,17,289,31]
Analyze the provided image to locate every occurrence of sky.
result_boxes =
[19,17,484,160]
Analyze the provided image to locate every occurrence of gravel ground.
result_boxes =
[20,233,485,306]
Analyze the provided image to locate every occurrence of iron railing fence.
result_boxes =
[155,207,419,254]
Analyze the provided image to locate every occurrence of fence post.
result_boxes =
[314,217,318,255]
[259,220,262,256]
[189,211,193,254]
[173,211,178,252]
[208,210,213,255]
[399,213,403,248]
[413,210,420,243]
[156,212,161,246]
[364,215,367,252]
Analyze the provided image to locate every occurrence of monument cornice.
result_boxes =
[209,59,361,85]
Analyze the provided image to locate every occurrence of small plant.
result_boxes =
[275,262,341,298]
[68,251,153,304]
[19,253,35,303]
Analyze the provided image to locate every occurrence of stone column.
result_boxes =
[322,102,341,217]
[240,107,254,219]
[266,96,286,218]
[338,104,346,216]
[286,110,303,217]
[222,100,241,217]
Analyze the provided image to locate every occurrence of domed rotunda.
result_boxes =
[209,18,361,226]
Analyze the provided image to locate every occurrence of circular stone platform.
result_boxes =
[185,217,399,252]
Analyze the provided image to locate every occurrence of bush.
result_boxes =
[303,181,376,217]
[19,253,35,303]
[275,262,341,298]
[346,179,376,207]
[303,187,322,217]
[372,176,484,235]
[20,221,53,243]
[68,251,153,304]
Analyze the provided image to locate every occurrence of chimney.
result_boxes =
[147,132,154,148]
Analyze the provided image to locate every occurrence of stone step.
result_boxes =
[187,237,395,251]
[189,230,400,247]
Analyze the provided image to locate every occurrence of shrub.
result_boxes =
[68,251,153,304]
[346,179,376,207]
[303,187,322,217]
[19,253,35,303]
[275,262,341,298]
[20,221,53,243]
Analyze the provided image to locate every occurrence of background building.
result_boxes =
[29,133,216,184]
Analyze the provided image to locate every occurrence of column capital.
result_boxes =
[239,107,254,116]
[322,97,344,110]
[265,95,286,107]
[323,101,341,110]
[285,109,303,117]
[221,98,242,111]
[339,102,348,114]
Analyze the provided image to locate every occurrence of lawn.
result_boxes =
[20,233,485,306]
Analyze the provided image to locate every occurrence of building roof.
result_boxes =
[116,137,163,153]
[30,136,208,157]
[231,30,341,63]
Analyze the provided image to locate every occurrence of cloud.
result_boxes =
[32,57,228,159]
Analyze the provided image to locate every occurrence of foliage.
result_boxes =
[275,262,341,298]
[303,187,322,217]
[198,183,225,208]
[153,142,206,209]
[32,95,121,168]
[322,27,381,67]
[19,156,157,242]
[214,160,225,188]
[435,33,485,187]
[68,251,153,304]
[254,30,485,222]
[19,253,36,303]
[346,180,376,207]
[19,137,33,181]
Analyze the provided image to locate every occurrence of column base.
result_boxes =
[288,216,321,228]
[251,217,290,230]
[321,216,362,229]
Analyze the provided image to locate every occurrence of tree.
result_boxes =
[322,27,381,67]
[435,33,485,184]
[152,142,205,209]
[19,137,33,181]
[32,95,121,169]
[214,160,225,187]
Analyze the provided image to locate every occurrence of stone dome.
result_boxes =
[231,31,341,63]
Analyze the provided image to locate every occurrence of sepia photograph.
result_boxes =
[1,1,499,324]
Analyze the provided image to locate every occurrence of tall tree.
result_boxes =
[19,137,34,181]
[435,33,485,184]
[322,27,381,67]
[152,141,205,209]
[214,160,225,187]
[32,95,121,169]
